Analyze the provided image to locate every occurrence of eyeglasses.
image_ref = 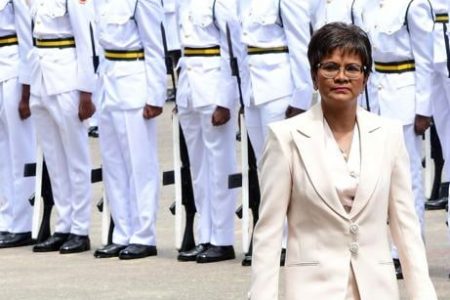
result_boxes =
[317,62,366,79]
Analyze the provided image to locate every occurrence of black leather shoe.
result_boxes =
[118,244,157,260]
[393,258,403,280]
[0,232,33,248]
[94,243,127,258]
[33,233,69,252]
[425,197,448,210]
[59,234,90,254]
[196,245,235,263]
[177,243,210,261]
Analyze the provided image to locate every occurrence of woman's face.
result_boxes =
[313,48,368,109]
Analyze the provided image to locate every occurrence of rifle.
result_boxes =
[160,23,197,252]
[24,152,103,242]
[225,22,261,261]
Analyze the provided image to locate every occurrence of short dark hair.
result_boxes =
[308,22,372,76]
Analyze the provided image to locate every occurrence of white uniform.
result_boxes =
[163,0,180,52]
[29,0,96,236]
[176,0,239,246]
[359,0,434,250]
[311,0,356,29]
[95,0,165,246]
[0,0,35,234]
[239,0,313,161]
[429,0,450,238]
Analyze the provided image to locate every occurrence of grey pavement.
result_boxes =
[0,102,449,300]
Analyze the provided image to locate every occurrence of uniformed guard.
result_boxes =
[358,0,434,278]
[428,0,450,278]
[174,0,241,263]
[238,0,313,265]
[28,0,96,254]
[0,0,36,248]
[92,0,166,260]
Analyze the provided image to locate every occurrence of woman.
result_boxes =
[249,23,436,300]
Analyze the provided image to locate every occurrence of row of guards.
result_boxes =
[25,28,447,264]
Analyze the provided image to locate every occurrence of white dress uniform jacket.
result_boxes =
[250,104,437,300]
[29,0,96,96]
[240,0,313,110]
[163,0,180,51]
[360,0,434,124]
[176,0,242,110]
[0,0,35,233]
[95,0,166,246]
[311,0,356,30]
[95,0,165,110]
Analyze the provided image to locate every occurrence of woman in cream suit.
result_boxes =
[249,23,436,300]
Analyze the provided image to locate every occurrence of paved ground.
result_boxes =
[0,102,449,300]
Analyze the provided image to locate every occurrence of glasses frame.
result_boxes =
[317,62,367,80]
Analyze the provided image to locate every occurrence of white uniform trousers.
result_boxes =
[0,77,35,233]
[244,96,290,162]
[244,96,290,248]
[430,70,450,241]
[30,90,91,236]
[99,108,160,246]
[178,104,237,246]
[392,124,425,258]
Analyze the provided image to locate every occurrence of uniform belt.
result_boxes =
[104,49,145,61]
[374,60,416,73]
[0,34,18,47]
[247,46,289,55]
[435,13,449,23]
[35,37,76,48]
[183,46,221,57]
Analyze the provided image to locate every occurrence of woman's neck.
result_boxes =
[322,103,357,134]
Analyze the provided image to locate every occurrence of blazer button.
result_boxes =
[349,242,359,255]
[350,224,359,234]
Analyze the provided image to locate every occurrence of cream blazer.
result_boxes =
[249,104,437,300]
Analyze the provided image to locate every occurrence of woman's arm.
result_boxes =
[249,123,293,300]
[388,125,437,300]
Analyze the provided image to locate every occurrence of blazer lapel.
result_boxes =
[292,105,349,219]
[349,108,383,219]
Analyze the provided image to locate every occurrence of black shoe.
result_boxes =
[241,254,252,266]
[59,234,90,254]
[196,245,235,263]
[118,244,157,260]
[425,197,448,210]
[0,232,33,248]
[177,243,210,262]
[393,259,403,280]
[33,233,70,252]
[94,243,127,258]
[88,126,99,138]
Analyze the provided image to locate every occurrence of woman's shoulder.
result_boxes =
[358,108,404,138]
